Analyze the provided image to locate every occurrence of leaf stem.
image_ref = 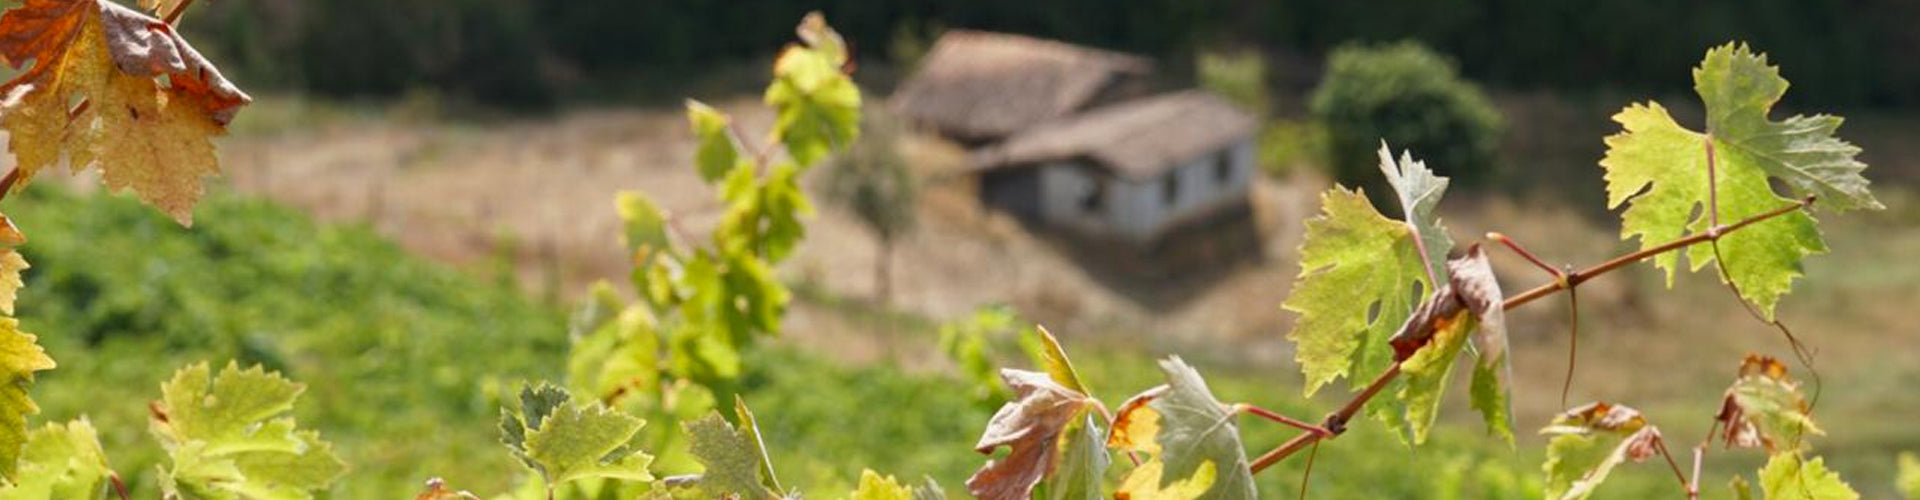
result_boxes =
[163,0,196,25]
[1653,436,1694,499]
[110,472,130,500]
[0,167,19,202]
[1250,195,1814,473]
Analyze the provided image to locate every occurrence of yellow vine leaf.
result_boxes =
[0,0,250,226]
[1116,459,1215,500]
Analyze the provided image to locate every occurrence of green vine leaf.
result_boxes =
[1715,355,1820,454]
[687,100,750,183]
[1282,187,1430,397]
[1601,43,1880,318]
[848,470,911,500]
[1759,454,1858,500]
[1030,326,1090,395]
[0,318,52,482]
[0,419,110,499]
[1540,402,1664,500]
[1395,309,1471,445]
[1115,459,1215,500]
[1895,452,1920,500]
[684,411,779,500]
[1132,357,1255,500]
[1377,143,1453,282]
[1043,414,1109,500]
[151,362,345,499]
[765,12,860,168]
[499,383,654,489]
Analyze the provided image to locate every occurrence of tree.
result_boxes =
[824,109,919,306]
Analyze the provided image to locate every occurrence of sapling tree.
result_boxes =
[824,109,919,306]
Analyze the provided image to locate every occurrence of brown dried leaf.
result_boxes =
[1541,402,1667,500]
[1714,354,1820,453]
[0,0,249,225]
[965,369,1091,500]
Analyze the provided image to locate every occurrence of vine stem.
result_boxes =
[163,0,196,25]
[0,167,19,202]
[1248,195,1815,474]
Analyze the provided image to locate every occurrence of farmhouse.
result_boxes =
[968,91,1257,244]
[891,31,1257,245]
[889,30,1152,145]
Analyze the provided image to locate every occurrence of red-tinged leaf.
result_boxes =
[1541,402,1667,500]
[966,369,1092,500]
[0,0,250,224]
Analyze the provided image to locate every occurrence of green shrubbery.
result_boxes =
[1309,41,1503,196]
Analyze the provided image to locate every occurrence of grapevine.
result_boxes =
[0,5,1895,500]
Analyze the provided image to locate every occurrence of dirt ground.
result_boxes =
[203,96,1331,362]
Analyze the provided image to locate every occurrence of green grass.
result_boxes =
[10,186,1710,498]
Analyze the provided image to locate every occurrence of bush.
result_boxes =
[1309,41,1503,195]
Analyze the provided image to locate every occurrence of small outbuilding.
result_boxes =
[888,30,1153,145]
[969,90,1257,244]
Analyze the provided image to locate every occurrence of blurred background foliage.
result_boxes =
[183,0,1920,110]
[1309,42,1504,193]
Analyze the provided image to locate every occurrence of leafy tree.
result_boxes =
[824,110,919,306]
[1309,41,1503,199]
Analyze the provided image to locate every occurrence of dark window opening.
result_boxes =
[1163,173,1180,204]
[1214,151,1234,184]
[1082,179,1107,213]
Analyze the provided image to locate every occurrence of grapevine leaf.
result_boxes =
[966,369,1092,500]
[1451,247,1514,444]
[1115,459,1215,500]
[765,14,860,168]
[616,192,671,257]
[1732,476,1754,500]
[1108,388,1164,456]
[1601,44,1880,318]
[1377,143,1453,282]
[1031,326,1089,395]
[686,100,750,182]
[566,304,658,404]
[0,419,110,500]
[1395,310,1471,445]
[1379,245,1511,445]
[1759,454,1858,500]
[0,318,52,481]
[732,397,784,493]
[1148,357,1255,500]
[1540,402,1664,500]
[912,477,947,500]
[151,362,344,499]
[500,384,653,487]
[1896,452,1920,500]
[848,470,912,500]
[684,413,777,499]
[0,0,250,225]
[1044,414,1108,500]
[1696,45,1880,212]
[0,249,25,316]
[1715,354,1820,453]
[1282,187,1431,396]
[794,12,848,70]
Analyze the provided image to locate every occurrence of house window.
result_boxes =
[1214,150,1234,184]
[1162,173,1180,204]
[1081,179,1107,213]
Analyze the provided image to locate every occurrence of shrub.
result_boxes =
[1309,41,1503,195]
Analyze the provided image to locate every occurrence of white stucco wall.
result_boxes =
[1031,137,1255,243]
